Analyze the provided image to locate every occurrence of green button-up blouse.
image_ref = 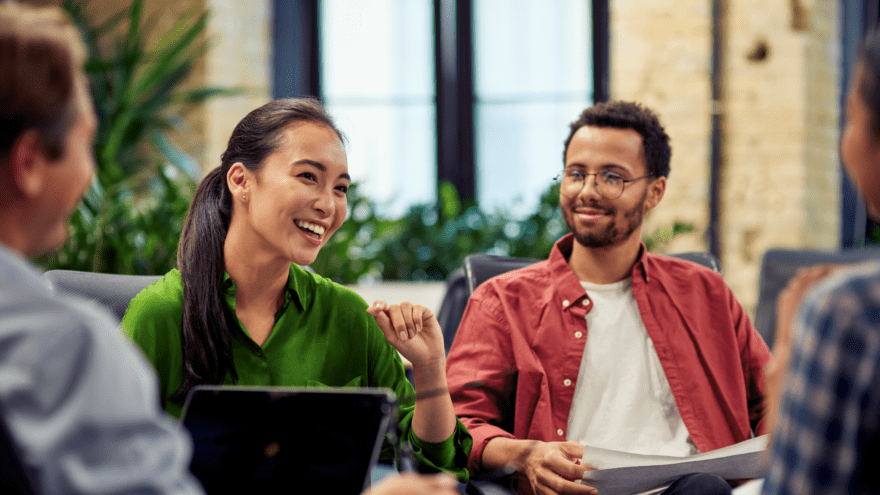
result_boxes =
[122,265,471,479]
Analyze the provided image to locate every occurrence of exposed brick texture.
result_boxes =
[611,0,839,315]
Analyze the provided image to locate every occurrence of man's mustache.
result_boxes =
[570,200,614,216]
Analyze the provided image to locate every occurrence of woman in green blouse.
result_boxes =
[123,97,470,479]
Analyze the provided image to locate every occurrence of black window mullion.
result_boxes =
[273,0,321,99]
[592,0,609,103]
[434,0,476,207]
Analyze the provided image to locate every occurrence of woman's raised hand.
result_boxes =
[368,300,457,444]
[367,300,446,369]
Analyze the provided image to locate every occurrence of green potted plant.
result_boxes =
[38,0,237,275]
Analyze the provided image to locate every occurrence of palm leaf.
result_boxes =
[130,11,208,101]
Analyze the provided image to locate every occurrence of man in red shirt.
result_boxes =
[446,101,770,495]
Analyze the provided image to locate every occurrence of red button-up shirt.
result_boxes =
[446,234,770,472]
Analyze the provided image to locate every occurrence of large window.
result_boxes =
[321,0,436,217]
[274,0,605,217]
[473,0,591,216]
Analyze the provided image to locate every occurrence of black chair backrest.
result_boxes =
[436,251,722,353]
[668,251,722,275]
[435,269,470,355]
[463,251,722,297]
[754,247,880,349]
[42,270,162,321]
[463,255,542,295]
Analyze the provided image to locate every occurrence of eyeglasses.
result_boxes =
[553,168,654,200]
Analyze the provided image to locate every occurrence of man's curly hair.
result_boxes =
[562,101,672,179]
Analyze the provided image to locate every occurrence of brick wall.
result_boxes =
[611,0,840,315]
[202,0,272,173]
[610,0,713,256]
[722,0,839,313]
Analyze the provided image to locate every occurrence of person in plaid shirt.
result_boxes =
[762,28,880,495]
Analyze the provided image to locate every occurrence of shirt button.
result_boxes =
[557,428,565,436]
[255,349,263,357]
[562,300,570,307]
[582,299,589,306]
[563,378,572,387]
[574,331,583,338]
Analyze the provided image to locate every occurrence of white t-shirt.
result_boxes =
[566,278,698,456]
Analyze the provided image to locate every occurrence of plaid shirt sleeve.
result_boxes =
[761,265,880,495]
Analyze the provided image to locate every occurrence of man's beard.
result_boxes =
[564,189,647,248]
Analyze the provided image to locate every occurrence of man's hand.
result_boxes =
[483,438,596,495]
[522,441,596,495]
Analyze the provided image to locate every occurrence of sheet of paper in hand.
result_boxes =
[580,435,769,495]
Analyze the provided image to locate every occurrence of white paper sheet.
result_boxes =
[732,478,765,495]
[580,435,769,495]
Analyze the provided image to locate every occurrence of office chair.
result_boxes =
[435,268,469,355]
[431,251,723,353]
[42,270,162,321]
[462,255,542,294]
[667,251,722,275]
[753,247,880,348]
[463,251,722,297]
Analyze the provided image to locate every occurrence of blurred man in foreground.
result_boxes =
[0,3,206,494]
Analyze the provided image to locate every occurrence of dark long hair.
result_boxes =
[171,97,344,404]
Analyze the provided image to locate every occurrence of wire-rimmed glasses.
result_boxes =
[553,168,654,200]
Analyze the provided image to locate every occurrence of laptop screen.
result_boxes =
[180,386,397,494]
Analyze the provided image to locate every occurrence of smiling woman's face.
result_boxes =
[235,121,349,266]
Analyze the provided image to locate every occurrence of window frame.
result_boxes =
[272,0,610,211]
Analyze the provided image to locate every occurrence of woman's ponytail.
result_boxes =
[171,166,237,403]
